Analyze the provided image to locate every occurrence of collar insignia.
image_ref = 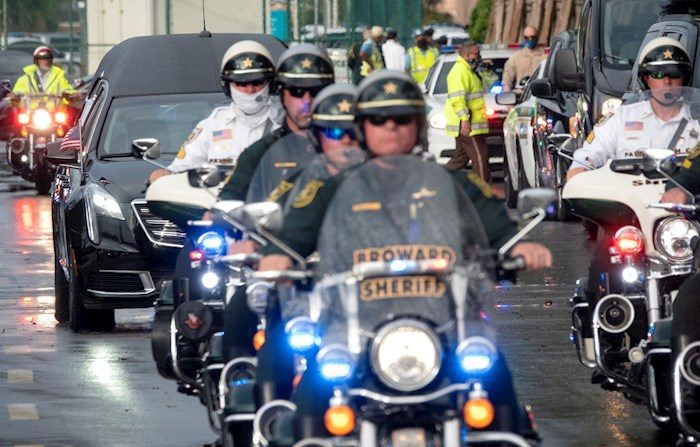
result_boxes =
[411,187,437,200]
[337,99,352,113]
[383,81,398,95]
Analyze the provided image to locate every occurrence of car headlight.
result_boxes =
[370,320,441,391]
[196,231,226,257]
[317,345,356,382]
[655,216,700,262]
[32,109,52,129]
[85,184,125,244]
[456,336,497,373]
[429,113,447,130]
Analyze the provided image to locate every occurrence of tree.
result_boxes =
[469,0,492,43]
[6,0,64,32]
[423,0,453,26]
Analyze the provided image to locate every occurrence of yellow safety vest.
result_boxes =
[444,56,488,138]
[360,41,384,77]
[408,46,438,84]
[12,64,74,96]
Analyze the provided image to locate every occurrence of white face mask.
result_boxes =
[229,83,270,116]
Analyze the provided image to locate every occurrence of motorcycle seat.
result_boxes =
[224,381,256,415]
[650,318,673,348]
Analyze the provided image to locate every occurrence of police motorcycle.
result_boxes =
[8,92,79,194]
[564,87,700,420]
[244,156,551,447]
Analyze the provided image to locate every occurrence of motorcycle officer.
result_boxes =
[254,70,551,441]
[567,37,699,180]
[148,40,280,182]
[12,46,75,97]
[218,43,336,202]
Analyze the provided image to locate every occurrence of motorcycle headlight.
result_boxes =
[286,317,317,352]
[370,320,441,391]
[196,231,226,258]
[317,345,356,382]
[32,109,52,129]
[429,113,446,130]
[456,336,497,374]
[201,271,220,289]
[654,216,700,262]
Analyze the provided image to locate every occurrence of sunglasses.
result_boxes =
[366,115,416,126]
[648,71,684,80]
[524,36,538,40]
[232,79,267,87]
[320,127,357,140]
[286,86,324,98]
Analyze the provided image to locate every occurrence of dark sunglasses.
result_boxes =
[366,115,416,126]
[286,86,324,98]
[648,71,684,80]
[524,35,538,40]
[320,127,356,140]
[232,79,267,87]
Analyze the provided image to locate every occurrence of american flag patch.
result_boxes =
[212,129,232,141]
[624,121,643,131]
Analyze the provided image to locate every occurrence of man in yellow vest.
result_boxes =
[359,26,385,78]
[444,41,490,182]
[405,30,439,84]
[12,46,74,97]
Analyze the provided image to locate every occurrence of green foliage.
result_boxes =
[6,0,64,32]
[470,0,492,43]
[423,0,453,25]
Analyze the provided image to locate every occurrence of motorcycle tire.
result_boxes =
[67,247,116,332]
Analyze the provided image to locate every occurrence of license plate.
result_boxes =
[391,428,427,447]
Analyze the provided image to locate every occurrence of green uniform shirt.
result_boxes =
[218,121,292,201]
[667,144,700,196]
[263,165,518,258]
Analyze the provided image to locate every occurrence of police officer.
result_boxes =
[12,46,75,96]
[568,37,699,180]
[218,43,335,202]
[255,71,551,441]
[149,40,279,182]
[444,41,491,182]
[405,30,439,84]
[359,26,385,78]
[502,27,546,92]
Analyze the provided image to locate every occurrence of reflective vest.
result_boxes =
[12,64,74,96]
[407,46,438,84]
[444,56,488,138]
[360,41,384,77]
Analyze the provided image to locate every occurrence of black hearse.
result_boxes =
[48,33,286,331]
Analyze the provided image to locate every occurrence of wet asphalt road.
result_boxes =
[0,167,681,447]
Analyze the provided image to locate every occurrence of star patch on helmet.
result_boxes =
[337,99,352,113]
[242,57,254,68]
[300,58,313,69]
[383,82,398,95]
[662,49,674,60]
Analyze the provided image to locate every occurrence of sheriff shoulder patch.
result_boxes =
[682,159,693,169]
[292,180,324,208]
[183,127,202,145]
[688,142,700,160]
[176,147,187,159]
[586,131,595,144]
[267,180,294,202]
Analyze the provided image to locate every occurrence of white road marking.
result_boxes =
[7,369,34,384]
[8,403,38,420]
[3,346,56,354]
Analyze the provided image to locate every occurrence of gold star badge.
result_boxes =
[337,99,352,113]
[662,49,674,59]
[300,58,313,69]
[383,81,398,95]
[242,57,254,68]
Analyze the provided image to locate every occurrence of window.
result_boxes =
[432,58,508,95]
[98,93,226,156]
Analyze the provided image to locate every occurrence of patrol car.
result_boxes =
[47,33,285,331]
[423,46,518,166]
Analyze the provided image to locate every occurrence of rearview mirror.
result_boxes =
[517,188,557,217]
[132,138,161,160]
[45,140,78,166]
[552,49,584,92]
[231,202,283,233]
[530,78,557,99]
[495,92,517,106]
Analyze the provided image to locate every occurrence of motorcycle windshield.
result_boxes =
[613,87,700,158]
[313,155,490,348]
[245,132,317,203]
[20,94,61,111]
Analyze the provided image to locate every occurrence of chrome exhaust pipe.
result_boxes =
[252,399,296,446]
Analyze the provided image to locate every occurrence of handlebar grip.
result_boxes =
[500,256,526,271]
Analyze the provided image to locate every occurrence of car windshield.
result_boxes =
[600,0,668,67]
[99,93,227,156]
[433,58,507,95]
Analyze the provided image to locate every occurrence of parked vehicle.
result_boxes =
[46,32,286,332]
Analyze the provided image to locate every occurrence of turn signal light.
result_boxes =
[17,112,30,125]
[614,226,644,256]
[253,329,266,351]
[463,397,495,429]
[324,404,355,436]
[189,250,204,261]
[54,111,67,124]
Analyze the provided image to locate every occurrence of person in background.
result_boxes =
[502,26,546,92]
[348,26,371,84]
[405,30,439,84]
[359,25,385,78]
[434,35,449,53]
[381,28,406,71]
